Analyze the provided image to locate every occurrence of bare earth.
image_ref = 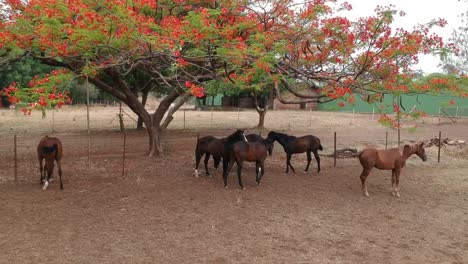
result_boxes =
[0,106,467,264]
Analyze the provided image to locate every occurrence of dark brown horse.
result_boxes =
[266,131,323,174]
[246,133,274,156]
[358,143,427,197]
[222,139,273,189]
[195,129,247,177]
[37,136,63,190]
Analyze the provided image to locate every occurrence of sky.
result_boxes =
[344,0,467,74]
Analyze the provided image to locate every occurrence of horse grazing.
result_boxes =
[246,133,274,156]
[358,143,427,197]
[222,139,273,189]
[37,136,63,190]
[194,129,247,177]
[266,131,323,174]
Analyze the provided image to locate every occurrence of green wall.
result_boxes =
[318,94,468,116]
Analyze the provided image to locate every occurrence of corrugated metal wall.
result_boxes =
[318,94,468,117]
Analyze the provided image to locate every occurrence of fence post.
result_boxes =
[309,107,312,127]
[397,96,401,147]
[372,106,375,120]
[438,131,442,163]
[210,108,214,128]
[456,106,459,118]
[385,131,388,150]
[334,132,337,167]
[14,134,17,183]
[438,107,441,125]
[183,110,186,130]
[52,108,55,133]
[86,77,91,169]
[122,132,126,176]
[352,107,355,123]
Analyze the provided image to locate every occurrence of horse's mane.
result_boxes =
[224,129,244,144]
[271,131,296,140]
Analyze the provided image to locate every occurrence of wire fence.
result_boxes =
[0,105,465,184]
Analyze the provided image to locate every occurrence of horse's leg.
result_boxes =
[237,160,245,190]
[57,159,63,190]
[258,160,265,185]
[195,151,203,177]
[391,169,396,196]
[43,163,52,191]
[394,169,401,197]
[286,153,296,174]
[304,151,312,172]
[204,153,211,176]
[222,156,234,188]
[312,149,321,173]
[255,161,260,185]
[360,168,371,197]
[39,157,44,184]
[214,156,221,169]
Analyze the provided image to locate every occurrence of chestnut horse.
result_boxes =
[195,129,247,177]
[358,143,427,197]
[37,136,63,190]
[266,131,323,174]
[222,139,273,189]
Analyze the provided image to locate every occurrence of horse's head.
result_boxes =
[415,142,427,162]
[266,131,277,142]
[229,129,247,143]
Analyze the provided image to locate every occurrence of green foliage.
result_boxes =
[0,57,55,88]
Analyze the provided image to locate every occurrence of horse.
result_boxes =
[222,139,274,189]
[194,129,247,177]
[246,133,274,156]
[37,136,63,190]
[266,131,323,174]
[358,142,427,197]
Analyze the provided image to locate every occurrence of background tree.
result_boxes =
[439,2,468,74]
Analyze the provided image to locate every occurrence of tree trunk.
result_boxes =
[147,90,182,157]
[253,92,267,129]
[256,108,267,129]
[137,86,151,130]
[161,93,191,129]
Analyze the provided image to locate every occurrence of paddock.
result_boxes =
[0,106,467,263]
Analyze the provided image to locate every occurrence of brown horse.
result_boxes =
[223,139,273,189]
[358,143,427,197]
[266,131,323,174]
[246,133,274,156]
[37,136,64,190]
[195,129,247,177]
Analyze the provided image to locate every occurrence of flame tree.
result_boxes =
[1,0,466,156]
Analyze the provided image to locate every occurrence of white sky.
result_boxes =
[344,0,467,73]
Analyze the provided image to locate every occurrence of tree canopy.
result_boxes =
[1,0,467,155]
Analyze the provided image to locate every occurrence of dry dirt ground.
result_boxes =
[0,106,467,264]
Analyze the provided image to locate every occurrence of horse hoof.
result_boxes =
[364,192,369,197]
[224,185,228,189]
[256,182,261,186]
[241,187,246,190]
[396,193,400,198]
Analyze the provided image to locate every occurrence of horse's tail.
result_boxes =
[357,150,364,159]
[318,138,323,151]
[42,144,57,154]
